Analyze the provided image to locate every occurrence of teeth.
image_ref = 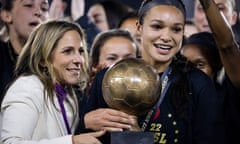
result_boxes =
[160,46,170,49]
[154,44,171,49]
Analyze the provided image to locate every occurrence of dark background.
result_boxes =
[49,0,239,41]
[58,0,195,21]
[50,0,239,22]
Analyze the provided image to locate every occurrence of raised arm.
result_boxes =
[199,0,240,88]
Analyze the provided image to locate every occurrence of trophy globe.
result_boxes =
[102,58,161,131]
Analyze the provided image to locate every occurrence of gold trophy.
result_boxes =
[101,58,161,143]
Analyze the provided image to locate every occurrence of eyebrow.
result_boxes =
[106,53,118,56]
[21,0,49,4]
[151,19,184,27]
[93,13,102,19]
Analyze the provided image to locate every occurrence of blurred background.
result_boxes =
[50,0,239,24]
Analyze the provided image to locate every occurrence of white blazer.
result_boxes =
[0,75,79,144]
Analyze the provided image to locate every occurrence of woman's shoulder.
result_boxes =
[181,68,217,99]
[187,68,213,85]
[186,68,218,101]
[2,75,44,106]
[12,75,43,88]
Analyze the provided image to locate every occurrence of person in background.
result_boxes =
[194,0,240,43]
[181,32,222,79]
[0,20,105,144]
[194,0,237,33]
[88,28,139,91]
[48,0,100,52]
[90,29,139,72]
[118,11,142,58]
[232,3,240,43]
[0,0,50,100]
[197,0,240,143]
[183,20,198,38]
[87,0,133,32]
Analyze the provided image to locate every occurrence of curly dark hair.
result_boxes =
[170,52,194,118]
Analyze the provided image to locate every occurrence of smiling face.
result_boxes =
[98,37,137,67]
[138,5,184,68]
[194,0,237,32]
[51,30,85,85]
[3,0,49,40]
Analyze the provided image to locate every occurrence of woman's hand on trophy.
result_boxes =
[73,130,106,144]
[84,108,135,131]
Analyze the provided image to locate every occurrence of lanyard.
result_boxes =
[141,66,172,131]
[55,83,72,134]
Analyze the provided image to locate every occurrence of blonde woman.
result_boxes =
[0,20,105,144]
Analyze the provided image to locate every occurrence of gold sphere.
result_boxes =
[102,58,161,116]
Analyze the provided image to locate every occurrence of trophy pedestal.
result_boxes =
[99,131,154,144]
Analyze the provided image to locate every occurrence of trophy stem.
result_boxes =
[129,115,142,131]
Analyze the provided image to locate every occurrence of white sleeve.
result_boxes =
[0,76,73,144]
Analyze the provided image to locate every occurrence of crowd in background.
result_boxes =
[0,0,239,144]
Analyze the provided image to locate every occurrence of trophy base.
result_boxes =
[98,131,154,144]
